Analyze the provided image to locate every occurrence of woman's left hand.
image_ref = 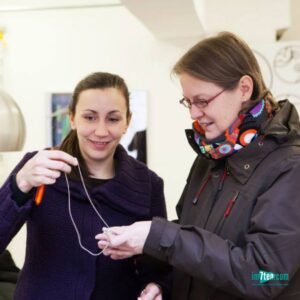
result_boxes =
[138,282,162,300]
[95,221,151,259]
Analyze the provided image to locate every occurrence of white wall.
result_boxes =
[0,6,197,267]
[4,4,298,269]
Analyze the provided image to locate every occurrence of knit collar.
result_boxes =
[53,145,152,218]
[192,99,267,160]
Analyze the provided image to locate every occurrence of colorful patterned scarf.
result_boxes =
[193,100,267,159]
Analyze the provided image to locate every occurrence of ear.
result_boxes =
[238,75,253,103]
[69,113,76,130]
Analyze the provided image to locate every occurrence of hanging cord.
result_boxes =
[64,163,110,256]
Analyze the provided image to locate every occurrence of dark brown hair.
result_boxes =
[59,72,131,179]
[173,31,277,112]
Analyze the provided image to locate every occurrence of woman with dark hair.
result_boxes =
[0,72,168,299]
[97,32,300,300]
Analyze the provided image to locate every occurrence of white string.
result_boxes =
[64,163,110,256]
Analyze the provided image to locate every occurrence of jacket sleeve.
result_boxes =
[136,173,172,299]
[0,152,37,253]
[176,155,204,219]
[143,161,300,299]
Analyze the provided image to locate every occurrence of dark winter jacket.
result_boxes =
[144,100,300,300]
[0,145,168,300]
[0,250,19,300]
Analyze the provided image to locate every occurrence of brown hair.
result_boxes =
[59,72,131,179]
[173,31,277,112]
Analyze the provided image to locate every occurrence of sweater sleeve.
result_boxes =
[143,162,300,299]
[149,174,167,219]
[11,174,35,206]
[0,152,37,252]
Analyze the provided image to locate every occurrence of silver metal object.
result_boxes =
[0,89,26,151]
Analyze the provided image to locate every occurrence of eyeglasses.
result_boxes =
[179,89,227,109]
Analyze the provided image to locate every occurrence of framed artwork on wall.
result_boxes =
[49,93,72,148]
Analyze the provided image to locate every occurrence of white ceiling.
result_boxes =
[0,0,299,42]
[0,0,121,10]
[120,0,293,43]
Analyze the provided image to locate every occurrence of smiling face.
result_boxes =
[180,73,252,140]
[70,88,130,170]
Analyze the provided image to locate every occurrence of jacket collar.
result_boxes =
[261,100,300,140]
[226,137,278,184]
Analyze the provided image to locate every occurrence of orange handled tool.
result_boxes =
[35,184,45,205]
[35,147,54,206]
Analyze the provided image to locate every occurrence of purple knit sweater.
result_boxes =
[0,145,168,300]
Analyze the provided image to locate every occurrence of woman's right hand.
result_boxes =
[16,150,78,193]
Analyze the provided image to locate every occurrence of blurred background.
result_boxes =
[0,0,299,268]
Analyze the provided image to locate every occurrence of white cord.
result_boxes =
[64,163,110,256]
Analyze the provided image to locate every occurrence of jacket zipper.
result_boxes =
[214,190,239,234]
[224,190,239,217]
[218,167,229,191]
[192,173,212,204]
[192,165,229,205]
[202,167,229,228]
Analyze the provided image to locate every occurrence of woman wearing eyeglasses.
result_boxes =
[96,32,300,300]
